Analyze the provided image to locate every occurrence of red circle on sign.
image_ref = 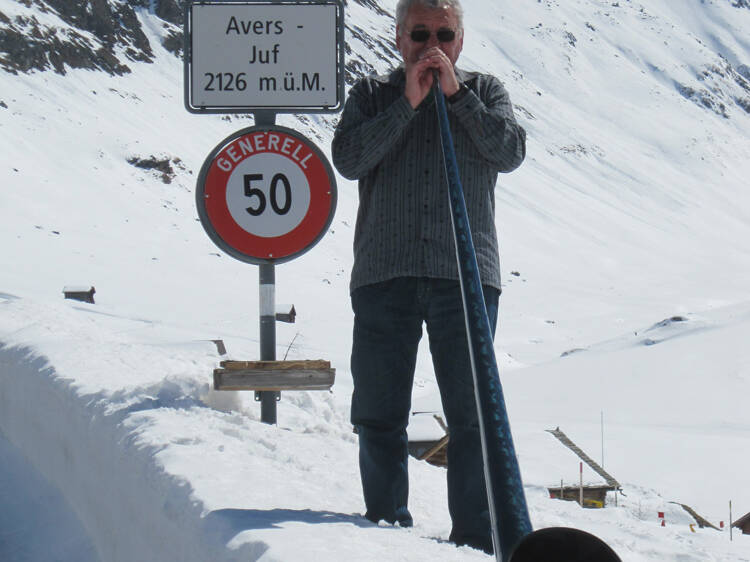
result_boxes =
[196,126,336,264]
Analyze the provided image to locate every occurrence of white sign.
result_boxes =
[186,2,344,113]
[225,152,311,238]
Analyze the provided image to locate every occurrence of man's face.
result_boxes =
[396,5,464,66]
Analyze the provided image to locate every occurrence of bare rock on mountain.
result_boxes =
[0,0,184,75]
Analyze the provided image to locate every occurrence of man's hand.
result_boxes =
[404,47,460,109]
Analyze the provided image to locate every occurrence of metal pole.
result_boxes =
[255,109,279,425]
[259,263,277,424]
[602,410,604,468]
[730,500,733,541]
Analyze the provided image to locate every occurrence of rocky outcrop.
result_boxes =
[675,56,750,117]
[0,0,184,75]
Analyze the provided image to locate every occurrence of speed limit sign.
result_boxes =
[196,125,337,264]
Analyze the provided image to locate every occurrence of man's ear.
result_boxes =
[395,25,402,52]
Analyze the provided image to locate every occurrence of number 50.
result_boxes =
[243,173,292,216]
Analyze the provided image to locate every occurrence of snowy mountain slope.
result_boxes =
[2,0,750,560]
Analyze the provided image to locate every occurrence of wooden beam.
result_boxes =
[419,435,449,462]
[546,427,621,489]
[213,360,334,391]
[671,502,721,530]
[220,359,330,370]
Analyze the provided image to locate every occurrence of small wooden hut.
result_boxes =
[548,485,613,509]
[545,427,621,509]
[63,285,95,304]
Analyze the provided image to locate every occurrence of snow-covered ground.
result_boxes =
[1,0,750,560]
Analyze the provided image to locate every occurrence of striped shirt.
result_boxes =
[332,67,526,293]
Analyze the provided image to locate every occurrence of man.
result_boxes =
[331,0,526,553]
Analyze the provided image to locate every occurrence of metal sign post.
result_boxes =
[187,1,343,424]
[195,122,337,424]
[259,259,277,423]
[255,110,278,424]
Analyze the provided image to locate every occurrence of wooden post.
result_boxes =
[579,462,583,507]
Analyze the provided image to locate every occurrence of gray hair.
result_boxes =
[395,0,464,31]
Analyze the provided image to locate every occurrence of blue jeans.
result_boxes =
[350,277,499,552]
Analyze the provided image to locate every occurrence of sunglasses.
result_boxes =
[409,28,457,43]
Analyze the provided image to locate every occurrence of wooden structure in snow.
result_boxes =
[733,511,750,535]
[670,502,721,530]
[408,415,449,468]
[409,434,449,467]
[213,360,334,391]
[63,285,95,304]
[548,485,612,509]
[545,427,621,508]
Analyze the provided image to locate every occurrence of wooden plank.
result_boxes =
[419,435,449,463]
[671,502,721,530]
[546,427,621,488]
[219,359,330,371]
[213,367,335,391]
